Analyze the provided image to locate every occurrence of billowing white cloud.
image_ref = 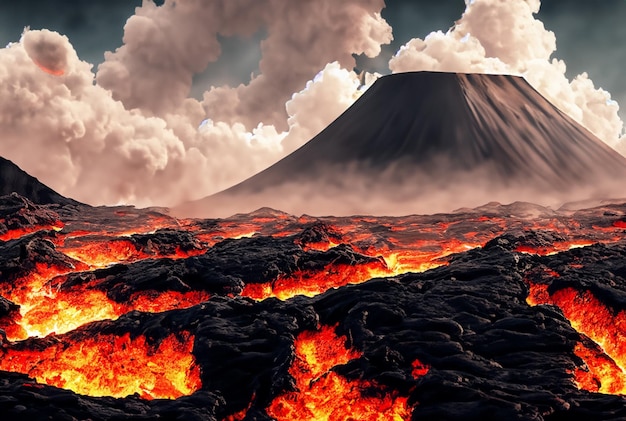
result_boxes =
[0,1,385,207]
[96,0,392,129]
[282,63,375,154]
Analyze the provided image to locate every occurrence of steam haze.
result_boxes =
[0,0,624,211]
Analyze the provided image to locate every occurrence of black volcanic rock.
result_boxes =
[180,72,626,217]
[0,231,80,282]
[0,157,76,206]
[59,233,385,302]
[0,194,62,238]
[5,194,626,419]
[6,239,626,420]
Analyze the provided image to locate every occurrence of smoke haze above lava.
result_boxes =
[0,0,625,210]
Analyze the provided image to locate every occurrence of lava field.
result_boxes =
[1,193,626,420]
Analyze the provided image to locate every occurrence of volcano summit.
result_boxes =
[180,72,626,217]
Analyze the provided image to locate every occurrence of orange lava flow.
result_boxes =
[241,240,477,302]
[241,261,389,301]
[0,262,88,340]
[0,283,210,341]
[0,223,64,241]
[515,241,594,256]
[12,289,120,341]
[573,342,626,394]
[362,238,479,278]
[61,239,150,268]
[527,284,626,394]
[59,238,205,269]
[0,332,202,399]
[266,325,424,421]
[382,252,444,275]
[0,260,210,341]
[128,290,211,313]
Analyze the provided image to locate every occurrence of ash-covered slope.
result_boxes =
[0,156,76,206]
[180,72,626,217]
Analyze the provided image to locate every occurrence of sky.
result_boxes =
[0,0,624,209]
[1,1,624,106]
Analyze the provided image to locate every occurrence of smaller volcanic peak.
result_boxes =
[181,72,626,217]
[0,157,76,206]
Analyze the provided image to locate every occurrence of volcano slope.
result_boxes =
[2,191,626,420]
[180,72,626,217]
[0,157,77,206]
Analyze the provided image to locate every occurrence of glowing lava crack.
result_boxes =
[266,325,426,420]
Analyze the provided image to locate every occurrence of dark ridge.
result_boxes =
[180,72,626,217]
[0,156,78,206]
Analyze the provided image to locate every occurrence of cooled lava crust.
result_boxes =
[1,194,626,420]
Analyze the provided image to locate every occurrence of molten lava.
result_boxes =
[61,239,151,268]
[266,325,426,420]
[59,236,205,269]
[515,241,594,256]
[3,286,210,341]
[0,258,210,341]
[240,238,479,301]
[0,331,201,399]
[574,341,626,394]
[241,261,390,301]
[527,284,626,394]
[0,223,63,241]
[3,197,626,412]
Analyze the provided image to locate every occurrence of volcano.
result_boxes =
[180,72,626,217]
[0,156,76,206]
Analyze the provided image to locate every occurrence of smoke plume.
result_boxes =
[0,0,624,209]
[96,0,391,128]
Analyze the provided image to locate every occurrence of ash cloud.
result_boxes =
[96,0,391,128]
[0,0,624,210]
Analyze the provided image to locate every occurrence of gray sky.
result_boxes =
[1,0,625,114]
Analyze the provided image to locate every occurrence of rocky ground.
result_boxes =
[1,193,626,420]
